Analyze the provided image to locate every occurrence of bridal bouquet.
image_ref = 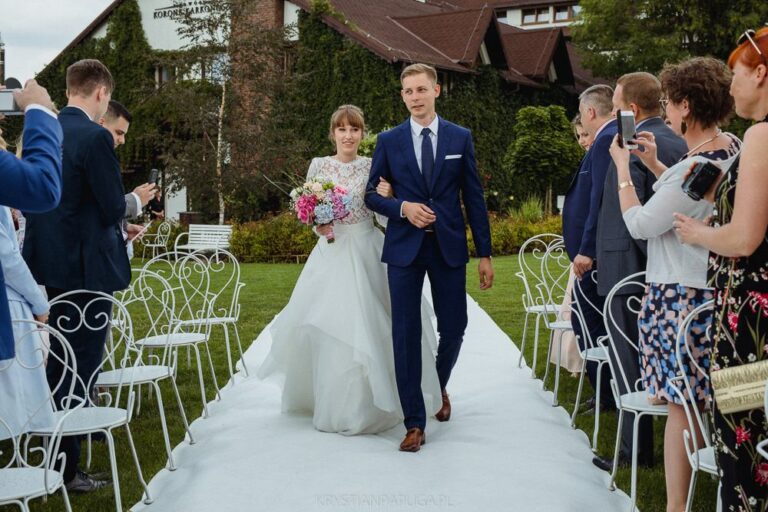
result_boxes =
[290,177,351,243]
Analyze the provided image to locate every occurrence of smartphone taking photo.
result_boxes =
[0,90,22,116]
[617,111,638,150]
[148,168,159,185]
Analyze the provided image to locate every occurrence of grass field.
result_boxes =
[5,255,717,512]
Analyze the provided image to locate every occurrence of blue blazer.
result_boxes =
[0,108,63,359]
[23,107,130,295]
[365,117,492,268]
[562,119,618,261]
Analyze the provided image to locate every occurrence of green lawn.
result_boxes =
[7,255,716,511]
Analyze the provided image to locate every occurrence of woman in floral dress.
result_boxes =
[674,28,768,511]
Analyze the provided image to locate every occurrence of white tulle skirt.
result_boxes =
[257,220,441,435]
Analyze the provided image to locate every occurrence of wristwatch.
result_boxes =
[618,180,635,191]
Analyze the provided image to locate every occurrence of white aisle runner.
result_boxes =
[133,297,631,512]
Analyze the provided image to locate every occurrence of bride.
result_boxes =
[257,105,441,435]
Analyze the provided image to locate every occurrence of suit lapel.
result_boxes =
[397,120,429,196]
[430,117,450,193]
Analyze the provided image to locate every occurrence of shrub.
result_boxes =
[230,213,317,262]
[467,213,562,257]
[509,196,544,224]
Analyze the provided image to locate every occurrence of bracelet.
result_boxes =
[618,180,635,191]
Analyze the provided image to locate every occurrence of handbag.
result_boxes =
[711,359,768,414]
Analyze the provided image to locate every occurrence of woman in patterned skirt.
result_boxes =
[674,28,768,511]
[609,58,740,511]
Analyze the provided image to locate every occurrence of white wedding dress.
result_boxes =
[256,156,441,435]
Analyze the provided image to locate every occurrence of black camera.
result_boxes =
[681,161,721,201]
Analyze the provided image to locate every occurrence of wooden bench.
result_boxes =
[174,224,232,254]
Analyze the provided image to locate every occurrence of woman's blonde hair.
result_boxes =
[328,104,365,143]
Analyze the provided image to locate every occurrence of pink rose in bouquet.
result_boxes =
[290,177,352,243]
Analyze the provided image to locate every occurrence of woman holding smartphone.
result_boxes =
[609,56,740,512]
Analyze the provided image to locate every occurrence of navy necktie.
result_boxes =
[421,127,434,189]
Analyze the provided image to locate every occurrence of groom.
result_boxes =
[365,63,493,452]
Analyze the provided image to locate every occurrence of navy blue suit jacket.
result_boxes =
[365,117,491,268]
[0,109,63,359]
[23,107,130,294]
[562,119,618,262]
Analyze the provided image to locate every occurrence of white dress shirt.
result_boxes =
[410,115,439,171]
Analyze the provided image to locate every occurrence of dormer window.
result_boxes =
[522,7,550,25]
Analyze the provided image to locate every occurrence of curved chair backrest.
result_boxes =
[116,268,177,367]
[1,320,81,490]
[143,251,213,335]
[571,270,603,350]
[48,290,136,411]
[669,299,715,468]
[196,249,243,321]
[536,239,571,327]
[155,221,172,245]
[516,233,563,309]
[602,271,647,396]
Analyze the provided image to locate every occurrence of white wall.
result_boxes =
[165,186,187,221]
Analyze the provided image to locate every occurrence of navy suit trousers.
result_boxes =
[388,234,467,430]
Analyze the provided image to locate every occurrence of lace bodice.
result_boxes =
[306,156,373,225]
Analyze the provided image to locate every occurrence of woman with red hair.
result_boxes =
[675,28,768,509]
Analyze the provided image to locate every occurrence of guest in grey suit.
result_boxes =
[592,72,687,473]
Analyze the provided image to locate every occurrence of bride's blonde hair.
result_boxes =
[328,104,365,143]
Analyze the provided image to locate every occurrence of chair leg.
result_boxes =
[221,323,235,385]
[609,408,625,491]
[151,380,176,471]
[192,344,210,418]
[630,413,641,512]
[169,373,195,445]
[60,484,73,512]
[232,322,249,377]
[85,433,92,470]
[542,330,554,390]
[124,423,153,504]
[685,467,698,512]
[593,361,604,453]
[202,341,222,401]
[571,355,588,428]
[104,429,122,512]
[553,330,564,407]
[531,314,542,378]
[517,311,531,368]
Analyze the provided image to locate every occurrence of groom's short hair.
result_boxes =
[400,63,438,86]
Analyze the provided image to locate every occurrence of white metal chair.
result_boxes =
[30,292,152,511]
[602,271,668,511]
[667,298,718,512]
[190,249,249,383]
[569,270,610,452]
[137,251,221,417]
[97,268,195,471]
[141,220,171,260]
[0,320,79,512]
[515,233,563,378]
[536,239,574,407]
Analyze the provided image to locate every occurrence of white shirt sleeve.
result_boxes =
[131,192,142,213]
[25,104,57,119]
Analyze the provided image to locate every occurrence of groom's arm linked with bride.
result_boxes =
[363,63,494,452]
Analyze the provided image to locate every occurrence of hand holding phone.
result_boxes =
[617,111,638,150]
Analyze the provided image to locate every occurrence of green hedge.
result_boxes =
[229,212,562,263]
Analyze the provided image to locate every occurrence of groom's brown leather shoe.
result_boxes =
[399,428,425,452]
[435,390,451,422]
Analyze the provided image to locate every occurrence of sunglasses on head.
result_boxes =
[738,28,768,65]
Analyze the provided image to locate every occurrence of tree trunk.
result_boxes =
[215,80,227,225]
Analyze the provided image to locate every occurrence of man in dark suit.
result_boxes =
[562,84,617,415]
[23,59,130,492]
[366,63,493,452]
[0,80,62,361]
[592,73,687,472]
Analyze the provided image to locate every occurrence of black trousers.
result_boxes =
[570,268,614,408]
[45,288,112,482]
[605,294,654,465]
